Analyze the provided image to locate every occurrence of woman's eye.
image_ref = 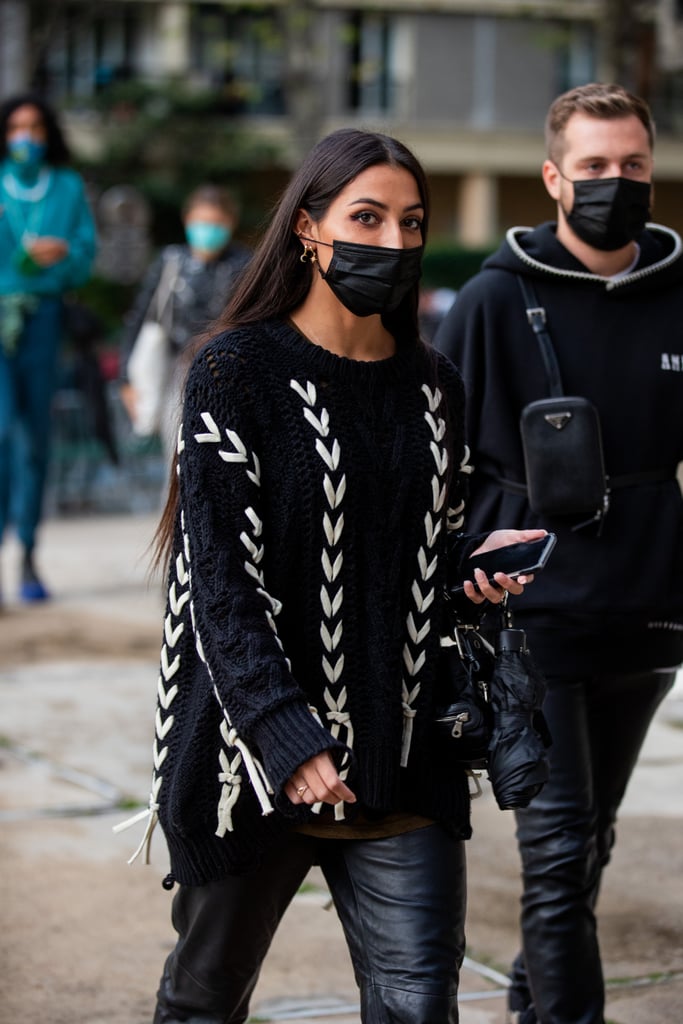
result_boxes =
[403,216,423,231]
[352,211,378,225]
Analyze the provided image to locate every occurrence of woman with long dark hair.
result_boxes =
[0,93,96,602]
[121,127,543,1024]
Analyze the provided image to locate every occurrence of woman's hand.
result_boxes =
[119,382,139,423]
[285,751,357,806]
[27,236,69,267]
[462,529,548,605]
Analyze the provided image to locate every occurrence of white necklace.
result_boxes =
[1,167,52,246]
[2,167,52,202]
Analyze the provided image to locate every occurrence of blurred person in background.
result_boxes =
[118,184,251,461]
[418,285,457,342]
[435,82,683,1024]
[0,93,96,604]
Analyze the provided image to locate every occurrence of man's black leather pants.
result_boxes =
[153,823,467,1024]
[507,667,675,1024]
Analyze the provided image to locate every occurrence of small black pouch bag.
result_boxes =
[520,396,607,519]
[517,278,609,528]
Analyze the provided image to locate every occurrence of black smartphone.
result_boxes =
[450,533,557,595]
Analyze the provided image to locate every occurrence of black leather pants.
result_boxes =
[507,668,675,1024]
[154,823,467,1024]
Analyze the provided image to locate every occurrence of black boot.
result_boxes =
[154,964,229,1024]
[506,951,537,1023]
[20,547,50,602]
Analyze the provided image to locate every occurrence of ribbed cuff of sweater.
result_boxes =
[447,530,489,581]
[249,698,350,802]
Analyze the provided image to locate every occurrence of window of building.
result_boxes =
[190,3,285,115]
[556,21,597,94]
[32,1,139,98]
[347,10,395,114]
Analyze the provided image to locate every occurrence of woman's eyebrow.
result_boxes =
[347,197,425,212]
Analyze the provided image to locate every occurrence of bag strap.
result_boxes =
[151,251,181,330]
[477,457,674,494]
[517,276,564,397]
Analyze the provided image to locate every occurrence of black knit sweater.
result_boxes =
[134,319,479,885]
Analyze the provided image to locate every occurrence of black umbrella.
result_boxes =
[486,628,551,810]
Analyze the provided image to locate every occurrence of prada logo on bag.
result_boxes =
[544,411,572,431]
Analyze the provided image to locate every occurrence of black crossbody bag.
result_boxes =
[515,277,673,532]
[517,277,609,530]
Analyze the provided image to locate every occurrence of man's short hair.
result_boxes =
[545,83,655,165]
[182,184,239,222]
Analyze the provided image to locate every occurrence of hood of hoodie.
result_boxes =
[483,221,683,294]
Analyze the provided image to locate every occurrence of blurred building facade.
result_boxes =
[1,0,682,244]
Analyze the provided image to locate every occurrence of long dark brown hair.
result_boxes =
[0,93,71,165]
[153,127,432,571]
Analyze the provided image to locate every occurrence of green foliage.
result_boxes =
[116,796,144,811]
[75,81,284,243]
[70,276,137,340]
[421,242,495,290]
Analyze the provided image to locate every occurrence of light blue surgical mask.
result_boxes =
[7,134,47,172]
[185,221,232,254]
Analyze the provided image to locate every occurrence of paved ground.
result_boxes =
[1,512,682,1024]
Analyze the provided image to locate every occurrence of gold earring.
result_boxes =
[300,243,317,264]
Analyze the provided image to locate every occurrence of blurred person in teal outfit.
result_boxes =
[0,93,96,603]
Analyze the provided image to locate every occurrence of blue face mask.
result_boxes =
[7,134,47,171]
[185,221,232,254]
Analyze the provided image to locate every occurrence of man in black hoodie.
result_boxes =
[435,83,683,1024]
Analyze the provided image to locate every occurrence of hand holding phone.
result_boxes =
[450,533,556,595]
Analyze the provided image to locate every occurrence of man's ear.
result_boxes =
[542,160,562,202]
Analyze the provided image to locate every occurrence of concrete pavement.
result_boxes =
[0,512,682,1024]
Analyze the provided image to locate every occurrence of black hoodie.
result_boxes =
[434,222,683,674]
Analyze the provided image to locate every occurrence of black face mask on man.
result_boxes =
[559,174,651,252]
[300,237,423,317]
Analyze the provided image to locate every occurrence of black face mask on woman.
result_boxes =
[301,237,423,317]
[561,175,651,252]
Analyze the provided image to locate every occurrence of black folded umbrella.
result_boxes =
[486,628,551,810]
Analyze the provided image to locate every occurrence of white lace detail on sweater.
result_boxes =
[190,412,276,835]
[113,413,276,860]
[291,378,351,820]
[399,385,449,766]
[447,444,471,532]
[112,507,192,863]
